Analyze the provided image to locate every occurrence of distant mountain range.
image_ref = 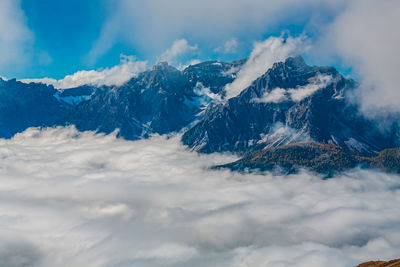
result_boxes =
[1,56,399,174]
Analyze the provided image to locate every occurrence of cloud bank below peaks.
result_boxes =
[224,35,309,99]
[20,55,148,89]
[1,126,400,266]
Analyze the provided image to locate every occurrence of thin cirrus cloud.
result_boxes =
[0,126,400,266]
[214,38,239,54]
[86,0,348,64]
[0,0,33,73]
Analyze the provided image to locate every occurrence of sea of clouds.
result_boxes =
[1,126,400,267]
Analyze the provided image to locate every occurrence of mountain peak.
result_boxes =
[270,55,309,73]
[285,55,307,68]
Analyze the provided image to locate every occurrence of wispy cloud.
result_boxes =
[0,126,400,266]
[158,39,198,64]
[225,35,309,99]
[328,0,400,116]
[86,0,347,64]
[288,74,333,102]
[0,0,33,73]
[20,55,148,89]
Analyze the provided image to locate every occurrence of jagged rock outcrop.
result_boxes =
[182,56,399,154]
[0,60,243,139]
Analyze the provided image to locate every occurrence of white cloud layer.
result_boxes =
[20,55,147,89]
[0,0,33,72]
[1,126,400,266]
[225,36,308,99]
[329,0,400,115]
[158,39,198,64]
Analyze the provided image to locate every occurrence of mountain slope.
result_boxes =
[217,142,400,174]
[0,60,243,139]
[0,78,70,138]
[182,56,399,154]
[66,61,243,139]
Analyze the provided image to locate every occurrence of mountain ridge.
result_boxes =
[1,56,399,175]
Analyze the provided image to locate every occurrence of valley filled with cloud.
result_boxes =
[1,127,399,266]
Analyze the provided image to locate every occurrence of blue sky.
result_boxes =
[1,0,399,111]
[0,0,351,80]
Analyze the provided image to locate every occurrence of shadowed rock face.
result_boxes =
[0,79,70,138]
[182,56,399,154]
[0,57,399,176]
[67,61,244,139]
[0,60,244,140]
[357,259,400,267]
[66,62,198,139]
[183,59,245,94]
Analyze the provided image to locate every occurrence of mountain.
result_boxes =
[66,61,243,139]
[0,60,243,139]
[216,141,400,175]
[357,259,400,267]
[182,56,399,154]
[183,59,245,94]
[0,78,70,138]
[1,56,399,175]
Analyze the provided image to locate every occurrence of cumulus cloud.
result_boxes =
[158,39,198,64]
[0,0,33,72]
[329,0,400,115]
[225,36,308,99]
[1,126,400,266]
[20,55,147,89]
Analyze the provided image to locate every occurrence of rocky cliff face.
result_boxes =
[182,56,399,154]
[0,79,70,138]
[0,60,242,139]
[1,56,399,176]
